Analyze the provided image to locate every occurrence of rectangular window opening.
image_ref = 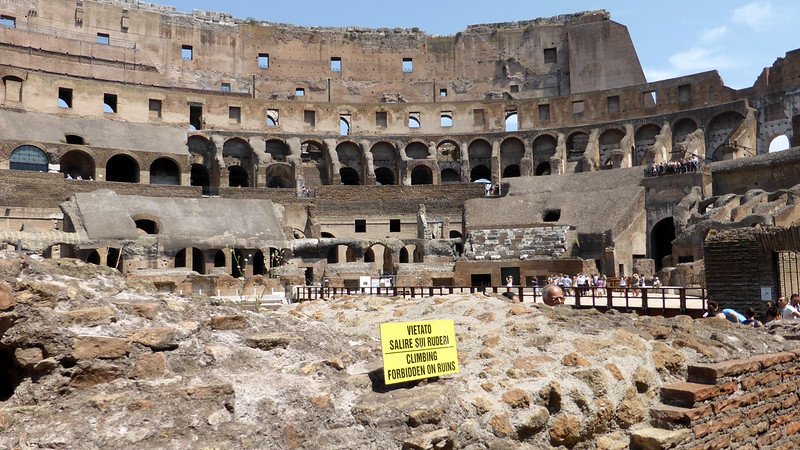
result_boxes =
[189,104,203,130]
[389,219,401,233]
[572,100,584,115]
[402,57,413,73]
[439,88,448,97]
[440,111,453,128]
[258,53,269,69]
[473,109,485,126]
[375,111,387,128]
[355,219,366,233]
[295,88,305,97]
[330,57,342,72]
[677,84,692,104]
[510,84,519,93]
[0,15,16,29]
[644,90,657,107]
[340,114,351,136]
[304,110,316,127]
[408,112,421,129]
[102,93,117,113]
[543,47,557,64]
[607,95,620,114]
[58,87,73,109]
[181,45,193,61]
[538,104,550,122]
[148,99,162,119]
[220,83,231,92]
[229,106,241,124]
[96,33,110,45]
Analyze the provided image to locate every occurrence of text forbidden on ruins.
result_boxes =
[380,319,459,385]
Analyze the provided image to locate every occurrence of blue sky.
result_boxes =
[166,0,799,89]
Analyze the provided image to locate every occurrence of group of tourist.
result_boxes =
[64,174,92,180]
[645,156,701,177]
[544,273,662,296]
[703,293,800,328]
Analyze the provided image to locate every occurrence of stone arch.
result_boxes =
[223,138,255,187]
[264,163,294,188]
[86,250,101,265]
[441,168,461,184]
[634,124,661,166]
[371,141,399,186]
[769,134,790,153]
[9,145,48,172]
[374,167,395,186]
[651,217,675,270]
[366,243,393,274]
[59,149,95,179]
[436,140,460,162]
[301,140,330,185]
[566,131,589,158]
[500,137,525,178]
[706,111,745,162]
[468,139,492,178]
[405,141,429,160]
[213,250,226,268]
[535,162,551,176]
[599,128,625,168]
[672,118,697,151]
[532,134,557,169]
[471,165,491,182]
[411,165,433,185]
[190,164,211,193]
[106,154,140,183]
[149,157,181,185]
[265,139,290,163]
[336,141,363,185]
[399,247,410,263]
[252,250,266,276]
[188,135,218,191]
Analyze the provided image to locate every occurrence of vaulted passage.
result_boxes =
[150,158,180,185]
[411,166,433,185]
[60,150,95,179]
[106,154,139,183]
[651,217,675,270]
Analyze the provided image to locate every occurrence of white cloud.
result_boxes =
[731,1,773,30]
[645,47,737,83]
[699,26,728,43]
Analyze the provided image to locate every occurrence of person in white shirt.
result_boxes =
[779,295,800,320]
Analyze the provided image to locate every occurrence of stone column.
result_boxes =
[324,138,341,184]
[491,140,501,184]
[460,141,470,182]
[360,139,375,185]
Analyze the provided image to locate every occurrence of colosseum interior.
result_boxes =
[0,0,799,313]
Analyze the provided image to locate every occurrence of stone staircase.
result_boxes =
[631,351,800,449]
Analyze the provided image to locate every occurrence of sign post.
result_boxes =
[380,319,459,385]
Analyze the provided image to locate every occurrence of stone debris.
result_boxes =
[0,253,795,448]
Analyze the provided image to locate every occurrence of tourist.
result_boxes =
[542,284,566,306]
[506,275,514,288]
[595,275,606,295]
[742,307,763,328]
[779,295,800,320]
[652,277,662,289]
[765,306,781,326]
[631,273,641,297]
[703,300,726,319]
[562,274,573,295]
[722,308,747,324]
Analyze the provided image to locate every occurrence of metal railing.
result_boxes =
[293,285,708,316]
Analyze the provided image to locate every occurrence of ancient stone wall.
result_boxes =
[465,226,570,261]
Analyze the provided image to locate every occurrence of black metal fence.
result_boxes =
[293,285,708,316]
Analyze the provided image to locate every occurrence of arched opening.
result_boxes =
[374,167,395,186]
[470,165,491,182]
[502,165,520,177]
[106,154,139,183]
[264,163,294,188]
[566,132,589,158]
[252,250,266,276]
[60,150,95,179]
[706,112,745,161]
[441,168,461,184]
[411,166,433,185]
[436,140,460,162]
[228,166,249,187]
[599,128,625,168]
[339,118,350,136]
[65,135,85,145]
[190,164,211,194]
[231,248,245,278]
[535,162,551,176]
[321,232,335,238]
[192,248,205,274]
[106,248,122,271]
[468,139,492,177]
[500,137,524,178]
[769,135,790,153]
[405,142,429,160]
[371,142,399,185]
[86,250,101,265]
[339,167,360,185]
[399,247,409,263]
[651,217,675,270]
[672,118,698,154]
[134,219,158,234]
[10,145,48,172]
[364,248,375,263]
[175,249,187,268]
[214,250,226,268]
[336,142,363,185]
[634,124,661,166]
[265,139,290,163]
[366,244,392,273]
[301,141,330,185]
[504,112,518,132]
[408,116,421,129]
[440,114,453,128]
[223,138,254,186]
[543,209,561,222]
[327,246,340,263]
[149,158,180,185]
[449,230,462,239]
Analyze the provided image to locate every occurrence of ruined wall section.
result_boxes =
[464,226,570,261]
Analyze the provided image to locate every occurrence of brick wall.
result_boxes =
[466,226,569,260]
[313,184,485,215]
[0,170,202,208]
[641,351,800,449]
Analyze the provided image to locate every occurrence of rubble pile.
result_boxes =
[0,252,792,449]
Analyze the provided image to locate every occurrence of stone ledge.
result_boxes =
[687,352,796,384]
[660,381,737,407]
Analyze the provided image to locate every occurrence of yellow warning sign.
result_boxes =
[380,319,459,385]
